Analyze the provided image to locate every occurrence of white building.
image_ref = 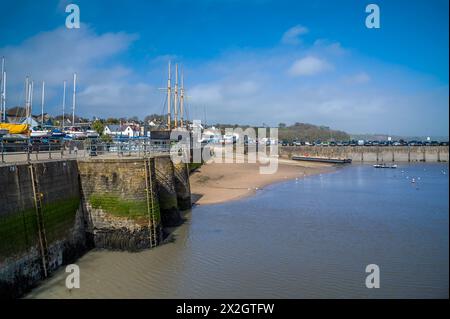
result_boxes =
[103,124,140,138]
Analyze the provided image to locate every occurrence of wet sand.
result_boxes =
[190,158,334,205]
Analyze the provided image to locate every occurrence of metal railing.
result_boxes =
[0,137,171,164]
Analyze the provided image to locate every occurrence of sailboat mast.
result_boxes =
[72,73,76,125]
[167,61,172,130]
[174,63,178,128]
[41,81,45,125]
[180,67,184,128]
[1,57,4,121]
[25,76,29,118]
[2,71,6,122]
[29,81,34,124]
[62,81,66,129]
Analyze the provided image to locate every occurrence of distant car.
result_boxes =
[281,140,288,146]
[408,141,422,146]
[439,141,449,146]
[293,141,302,146]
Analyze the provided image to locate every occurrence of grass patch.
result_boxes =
[0,197,80,258]
[189,162,203,172]
[89,194,160,222]
[0,208,38,258]
[42,197,80,244]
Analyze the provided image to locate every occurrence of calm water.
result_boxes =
[28,164,449,299]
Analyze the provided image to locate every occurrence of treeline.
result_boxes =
[278,122,350,142]
[211,122,350,142]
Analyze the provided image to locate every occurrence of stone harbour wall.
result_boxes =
[279,146,449,163]
[0,155,192,298]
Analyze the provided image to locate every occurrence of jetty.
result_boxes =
[292,155,352,164]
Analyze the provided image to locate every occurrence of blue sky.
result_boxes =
[0,0,448,136]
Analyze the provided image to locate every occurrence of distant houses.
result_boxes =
[103,124,140,138]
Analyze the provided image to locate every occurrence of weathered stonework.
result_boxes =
[0,161,89,299]
[0,155,192,298]
[154,155,182,226]
[173,162,191,211]
[78,158,162,250]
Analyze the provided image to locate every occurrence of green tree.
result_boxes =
[106,118,120,124]
[92,120,105,135]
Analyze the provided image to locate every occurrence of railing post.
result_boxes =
[1,137,4,163]
[27,139,31,163]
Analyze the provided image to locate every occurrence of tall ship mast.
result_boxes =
[174,63,179,128]
[167,61,172,130]
[180,67,184,128]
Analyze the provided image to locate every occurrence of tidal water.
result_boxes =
[28,164,449,299]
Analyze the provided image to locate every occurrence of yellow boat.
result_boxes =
[0,123,30,134]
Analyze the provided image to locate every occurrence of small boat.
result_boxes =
[373,163,397,169]
[65,126,87,139]
[0,123,30,134]
[51,128,66,137]
[86,130,100,138]
[30,126,50,137]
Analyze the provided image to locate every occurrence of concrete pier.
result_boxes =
[280,146,449,163]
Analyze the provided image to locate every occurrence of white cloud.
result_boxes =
[0,26,164,118]
[281,25,308,45]
[288,56,332,76]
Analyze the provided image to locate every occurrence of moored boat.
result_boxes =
[373,163,397,169]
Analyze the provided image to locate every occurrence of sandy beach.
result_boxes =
[190,158,335,205]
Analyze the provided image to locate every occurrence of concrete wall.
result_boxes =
[1,155,192,297]
[173,162,191,211]
[154,155,183,226]
[0,160,89,299]
[78,158,162,250]
[280,146,449,163]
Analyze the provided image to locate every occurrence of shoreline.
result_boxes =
[189,158,336,205]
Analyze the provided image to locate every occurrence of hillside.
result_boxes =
[278,122,350,142]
